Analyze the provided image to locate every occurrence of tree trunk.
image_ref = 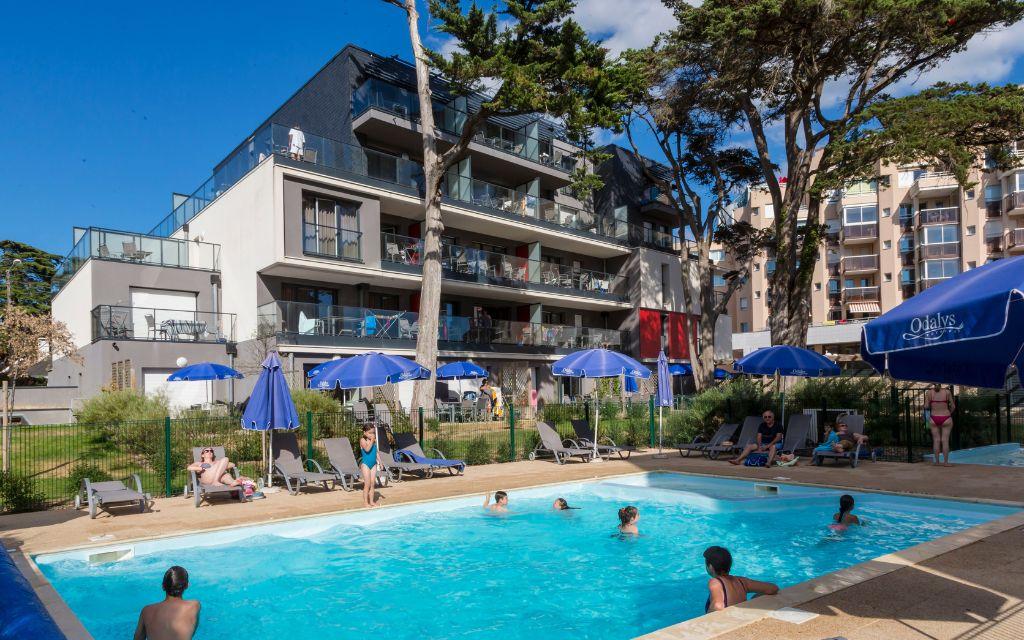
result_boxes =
[681,248,720,392]
[398,0,444,414]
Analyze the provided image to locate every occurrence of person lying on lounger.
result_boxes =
[187,448,250,487]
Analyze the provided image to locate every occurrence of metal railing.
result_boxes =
[1004,192,1024,214]
[843,286,880,301]
[54,228,220,291]
[380,232,627,300]
[918,206,959,225]
[841,255,878,271]
[918,242,960,259]
[627,223,681,252]
[986,201,1003,218]
[92,305,235,342]
[913,171,958,191]
[1006,228,1024,249]
[842,224,878,240]
[258,300,626,350]
[302,222,362,262]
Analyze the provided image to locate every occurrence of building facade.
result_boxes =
[37,45,729,420]
[727,144,1024,356]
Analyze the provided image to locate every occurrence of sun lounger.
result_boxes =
[393,432,466,475]
[75,475,149,519]
[813,413,870,468]
[378,431,435,481]
[272,432,339,495]
[531,421,596,464]
[678,423,737,457]
[570,419,633,459]
[705,416,761,460]
[780,415,815,455]
[185,446,246,507]
[323,437,364,491]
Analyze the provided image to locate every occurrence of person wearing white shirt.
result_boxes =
[288,124,306,160]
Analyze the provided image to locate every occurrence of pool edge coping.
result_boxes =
[11,467,1024,640]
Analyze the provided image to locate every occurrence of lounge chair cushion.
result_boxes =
[95,489,144,504]
[398,449,466,471]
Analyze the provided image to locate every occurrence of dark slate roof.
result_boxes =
[602,144,673,183]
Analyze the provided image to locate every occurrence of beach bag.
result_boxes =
[744,453,768,467]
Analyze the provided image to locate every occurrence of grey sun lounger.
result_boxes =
[532,421,596,464]
[75,475,149,519]
[393,432,466,475]
[678,423,738,457]
[185,446,246,507]
[272,432,339,495]
[813,413,870,467]
[570,419,633,459]
[705,416,761,459]
[378,432,435,481]
[323,437,365,491]
[779,415,815,455]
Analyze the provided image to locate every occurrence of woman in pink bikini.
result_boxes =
[925,383,956,466]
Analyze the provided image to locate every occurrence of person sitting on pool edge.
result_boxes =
[618,505,640,535]
[133,566,200,640]
[484,491,508,512]
[186,447,251,489]
[729,410,784,466]
[703,546,779,613]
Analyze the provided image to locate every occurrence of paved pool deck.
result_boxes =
[4,452,1024,639]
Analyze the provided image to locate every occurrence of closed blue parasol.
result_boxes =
[734,346,839,424]
[309,352,431,390]
[654,352,672,458]
[861,256,1024,388]
[624,375,639,393]
[242,353,300,485]
[551,349,651,462]
[436,361,488,380]
[167,362,243,381]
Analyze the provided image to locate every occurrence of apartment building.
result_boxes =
[38,45,729,418]
[727,143,1024,357]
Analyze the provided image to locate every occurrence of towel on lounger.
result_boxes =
[397,449,466,471]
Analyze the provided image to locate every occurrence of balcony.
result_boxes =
[54,228,221,291]
[1006,228,1024,253]
[918,207,959,226]
[910,171,959,197]
[258,301,625,353]
[841,254,879,273]
[918,242,960,260]
[92,305,235,343]
[627,223,681,253]
[380,233,627,302]
[986,201,1004,218]
[1004,192,1024,216]
[843,286,880,302]
[302,222,362,262]
[842,224,878,244]
[986,236,1004,253]
[919,278,954,291]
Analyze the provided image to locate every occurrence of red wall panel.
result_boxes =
[669,313,691,360]
[638,309,662,360]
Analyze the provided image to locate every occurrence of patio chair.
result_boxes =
[398,317,418,339]
[323,437,364,491]
[393,432,466,475]
[704,416,761,460]
[678,423,738,457]
[385,242,403,263]
[813,413,870,468]
[184,446,246,507]
[272,432,339,495]
[378,430,434,481]
[570,419,633,459]
[145,313,167,340]
[530,421,596,464]
[75,475,150,519]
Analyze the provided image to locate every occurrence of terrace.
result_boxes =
[91,305,236,343]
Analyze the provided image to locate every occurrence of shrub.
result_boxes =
[74,389,169,425]
[538,403,583,428]
[0,471,44,513]
[465,436,493,466]
[291,388,343,418]
[66,461,112,494]
[519,430,541,458]
[496,439,511,462]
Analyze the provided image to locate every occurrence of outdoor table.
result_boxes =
[161,319,207,340]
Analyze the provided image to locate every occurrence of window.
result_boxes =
[739,322,750,332]
[843,205,878,225]
[739,297,749,309]
[985,221,1003,238]
[765,260,777,274]
[282,283,337,307]
[751,207,759,216]
[882,207,891,218]
[921,224,958,245]
[712,274,726,287]
[660,264,669,306]
[828,279,839,293]
[986,184,1003,202]
[709,249,725,262]
[753,263,761,272]
[899,236,914,252]
[754,290,761,300]
[814,282,822,292]
[922,259,960,279]
[966,189,975,200]
[883,272,892,282]
[968,261,977,269]
[966,225,976,236]
[897,171,916,187]
[883,240,892,250]
[898,204,914,222]
[846,180,878,195]
[764,204,774,219]
[474,242,506,255]
[303,194,360,257]
[542,311,565,324]
[369,293,399,310]
[1016,172,1024,192]
[900,269,914,284]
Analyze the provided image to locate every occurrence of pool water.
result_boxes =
[36,473,1018,640]
[927,442,1024,467]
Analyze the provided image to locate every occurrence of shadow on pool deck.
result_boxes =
[3,452,1024,640]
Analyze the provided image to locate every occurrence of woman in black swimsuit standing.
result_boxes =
[703,546,779,613]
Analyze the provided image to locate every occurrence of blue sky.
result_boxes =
[2,0,1023,258]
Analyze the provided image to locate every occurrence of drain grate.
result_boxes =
[88,547,134,565]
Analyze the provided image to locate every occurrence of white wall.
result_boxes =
[51,261,95,348]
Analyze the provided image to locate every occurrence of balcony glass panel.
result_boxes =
[842,224,878,240]
[92,305,235,342]
[918,207,959,225]
[842,255,878,271]
[303,222,362,261]
[843,286,879,301]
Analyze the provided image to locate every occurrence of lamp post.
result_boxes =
[2,258,22,471]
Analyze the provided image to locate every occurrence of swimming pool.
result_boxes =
[926,442,1024,466]
[35,473,1019,640]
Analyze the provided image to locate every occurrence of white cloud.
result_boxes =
[573,0,678,55]
[894,21,1024,92]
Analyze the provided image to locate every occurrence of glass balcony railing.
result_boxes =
[380,232,627,301]
[841,255,878,271]
[92,305,235,343]
[842,224,878,240]
[302,222,362,262]
[258,300,625,351]
[54,228,220,291]
[1006,228,1024,249]
[1004,192,1024,214]
[918,207,959,225]
[843,286,880,301]
[918,242,960,259]
[626,223,681,252]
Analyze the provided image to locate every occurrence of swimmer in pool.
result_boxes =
[553,498,578,510]
[830,494,862,530]
[617,505,639,535]
[484,491,508,512]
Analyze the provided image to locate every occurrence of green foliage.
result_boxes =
[665,378,772,444]
[0,240,62,314]
[465,435,493,466]
[291,389,343,418]
[0,471,44,513]
[66,462,112,493]
[496,439,511,463]
[74,389,169,425]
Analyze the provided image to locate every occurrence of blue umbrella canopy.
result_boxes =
[436,361,488,380]
[624,375,639,393]
[309,352,431,390]
[668,363,731,379]
[656,352,672,408]
[734,346,840,378]
[551,348,651,379]
[167,362,243,381]
[241,353,299,431]
[307,358,342,380]
[862,256,1024,388]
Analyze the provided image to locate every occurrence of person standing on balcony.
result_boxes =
[288,124,305,160]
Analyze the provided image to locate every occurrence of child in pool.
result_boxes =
[553,498,578,510]
[830,494,862,530]
[618,505,639,535]
[483,491,508,512]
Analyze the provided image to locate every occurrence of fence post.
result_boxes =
[306,411,314,470]
[648,395,656,448]
[418,406,425,445]
[163,416,172,497]
[995,395,1002,444]
[952,394,962,451]
[821,397,829,444]
[1005,393,1012,444]
[905,395,913,463]
[508,404,516,462]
